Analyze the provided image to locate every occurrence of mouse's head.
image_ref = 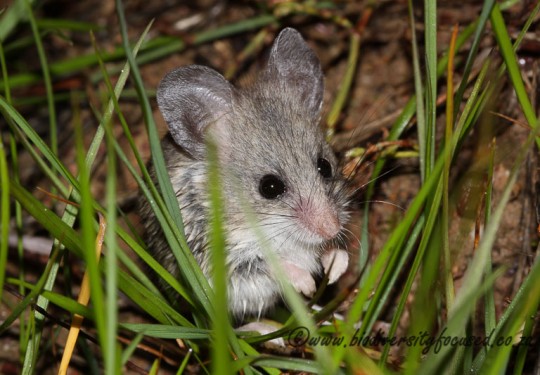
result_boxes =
[157,28,350,252]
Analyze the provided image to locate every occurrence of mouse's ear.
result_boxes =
[264,27,324,115]
[157,65,233,159]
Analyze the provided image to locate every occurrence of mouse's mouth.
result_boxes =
[296,228,340,247]
[265,224,340,249]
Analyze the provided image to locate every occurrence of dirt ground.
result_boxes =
[1,0,539,373]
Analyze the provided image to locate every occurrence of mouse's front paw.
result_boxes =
[322,248,349,284]
[281,261,316,297]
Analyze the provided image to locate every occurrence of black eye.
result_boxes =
[317,158,332,179]
[259,174,286,199]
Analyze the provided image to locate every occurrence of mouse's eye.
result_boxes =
[259,174,286,199]
[317,157,332,179]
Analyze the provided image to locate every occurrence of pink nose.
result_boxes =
[297,200,341,240]
[311,210,341,240]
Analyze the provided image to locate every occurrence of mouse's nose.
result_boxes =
[312,208,341,240]
[296,198,341,241]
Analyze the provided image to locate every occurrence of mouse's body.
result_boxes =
[140,28,350,319]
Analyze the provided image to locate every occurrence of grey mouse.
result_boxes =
[140,27,350,320]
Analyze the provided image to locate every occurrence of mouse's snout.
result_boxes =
[296,198,341,241]
[312,210,341,240]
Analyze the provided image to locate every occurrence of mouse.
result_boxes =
[140,27,351,320]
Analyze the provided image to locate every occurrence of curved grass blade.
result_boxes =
[326,29,359,138]
[0,0,36,42]
[20,20,153,374]
[207,141,233,373]
[25,0,57,158]
[230,355,322,374]
[115,0,215,317]
[121,324,210,340]
[0,132,9,302]
[8,181,82,256]
[7,278,94,319]
[115,267,192,327]
[453,0,495,118]
[423,0,437,177]
[0,246,61,333]
[490,4,540,148]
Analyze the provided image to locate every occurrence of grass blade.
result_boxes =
[115,0,215,318]
[0,0,36,42]
[25,0,57,157]
[423,0,437,177]
[0,130,9,302]
[490,3,540,148]
[207,141,232,372]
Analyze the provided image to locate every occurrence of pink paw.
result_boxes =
[321,248,348,284]
[280,261,316,297]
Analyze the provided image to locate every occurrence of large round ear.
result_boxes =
[156,65,234,159]
[263,28,324,116]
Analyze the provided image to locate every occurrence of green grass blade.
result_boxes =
[231,356,322,373]
[402,182,444,375]
[0,96,78,194]
[455,106,540,375]
[490,3,540,148]
[121,324,210,340]
[7,278,94,318]
[89,27,197,306]
[36,18,100,31]
[333,146,447,368]
[20,24,151,372]
[0,41,11,102]
[470,128,540,374]
[120,332,144,367]
[0,0,36,42]
[207,141,232,372]
[115,267,191,326]
[378,214,424,365]
[103,92,119,375]
[176,348,193,375]
[25,0,57,157]
[511,278,540,375]
[0,248,61,333]
[326,31,359,138]
[483,141,497,337]
[453,0,495,117]
[8,181,82,256]
[418,268,504,374]
[86,23,152,178]
[408,0,426,181]
[63,14,276,78]
[114,1,184,236]
[360,20,476,262]
[423,0,437,177]
[193,15,277,44]
[109,132,198,306]
[472,253,539,372]
[442,25,459,311]
[0,131,9,302]
[115,0,215,317]
[73,91,108,361]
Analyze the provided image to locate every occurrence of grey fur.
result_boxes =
[140,28,350,319]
